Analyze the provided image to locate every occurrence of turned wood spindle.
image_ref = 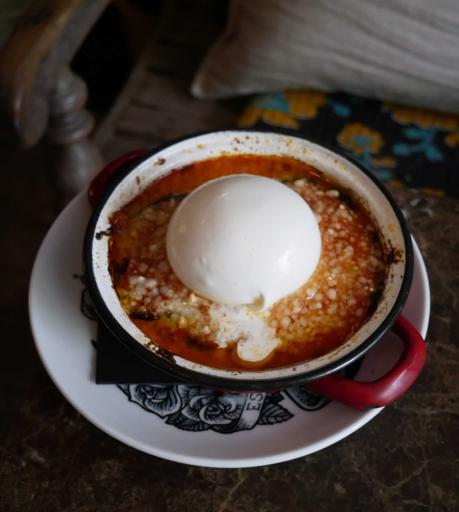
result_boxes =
[47,66,103,197]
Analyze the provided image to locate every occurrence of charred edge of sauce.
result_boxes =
[385,244,404,266]
[338,191,355,210]
[369,230,381,246]
[95,227,115,240]
[145,341,175,362]
[154,158,166,166]
[111,258,129,279]
[130,311,159,321]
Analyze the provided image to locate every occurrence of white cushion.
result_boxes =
[192,0,459,113]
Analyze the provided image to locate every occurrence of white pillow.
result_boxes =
[191,0,459,113]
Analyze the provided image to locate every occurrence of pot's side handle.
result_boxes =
[88,150,149,208]
[305,315,426,410]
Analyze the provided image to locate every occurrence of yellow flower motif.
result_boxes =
[445,131,459,148]
[238,89,326,129]
[384,103,459,130]
[338,123,384,155]
[262,110,300,129]
[284,90,326,119]
[371,156,396,168]
[238,107,265,128]
[238,107,300,129]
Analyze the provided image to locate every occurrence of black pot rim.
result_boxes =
[83,128,414,391]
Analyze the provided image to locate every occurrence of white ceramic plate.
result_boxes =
[29,192,430,468]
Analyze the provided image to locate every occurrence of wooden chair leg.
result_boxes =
[47,66,103,198]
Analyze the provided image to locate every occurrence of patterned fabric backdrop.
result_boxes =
[238,90,459,197]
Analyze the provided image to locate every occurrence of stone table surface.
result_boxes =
[1,144,458,512]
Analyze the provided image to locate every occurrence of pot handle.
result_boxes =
[305,315,426,410]
[88,150,149,208]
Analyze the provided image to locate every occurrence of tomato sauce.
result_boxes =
[108,155,387,370]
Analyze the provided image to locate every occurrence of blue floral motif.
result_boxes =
[252,93,290,112]
[393,126,444,162]
[254,92,353,118]
[327,98,351,117]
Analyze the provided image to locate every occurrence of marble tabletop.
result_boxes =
[1,164,458,512]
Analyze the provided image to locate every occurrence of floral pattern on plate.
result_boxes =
[118,384,328,434]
